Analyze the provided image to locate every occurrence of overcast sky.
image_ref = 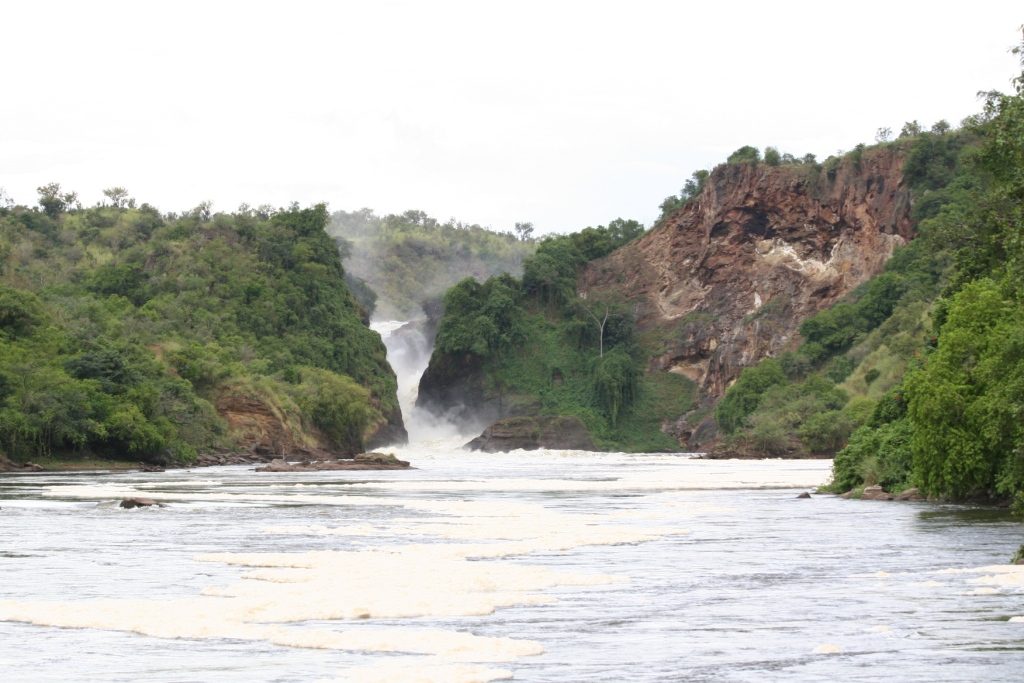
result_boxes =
[1,1,1021,234]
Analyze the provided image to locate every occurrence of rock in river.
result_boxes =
[465,416,597,452]
[254,452,411,472]
[120,497,164,509]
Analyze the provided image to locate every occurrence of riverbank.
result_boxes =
[0,450,411,474]
[0,450,275,474]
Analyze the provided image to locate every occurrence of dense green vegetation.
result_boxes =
[328,209,535,318]
[428,218,692,450]
[0,197,398,465]
[719,49,1024,511]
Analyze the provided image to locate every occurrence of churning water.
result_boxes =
[1,322,1022,681]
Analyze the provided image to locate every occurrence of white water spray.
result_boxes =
[371,319,470,448]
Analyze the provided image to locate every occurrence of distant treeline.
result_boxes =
[328,209,536,319]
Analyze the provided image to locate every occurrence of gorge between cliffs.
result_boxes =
[5,8,1024,682]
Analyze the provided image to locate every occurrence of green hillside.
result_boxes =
[415,218,693,451]
[720,54,1024,511]
[0,198,400,466]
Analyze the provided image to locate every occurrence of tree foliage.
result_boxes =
[0,198,398,464]
[818,40,1024,510]
[425,216,677,450]
[328,208,535,318]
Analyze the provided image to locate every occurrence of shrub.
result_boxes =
[798,410,855,453]
[591,348,640,426]
[289,368,376,454]
[715,359,786,433]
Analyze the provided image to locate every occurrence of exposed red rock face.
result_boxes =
[215,387,403,458]
[215,392,308,456]
[581,148,912,445]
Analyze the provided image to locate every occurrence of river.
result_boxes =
[0,322,1022,681]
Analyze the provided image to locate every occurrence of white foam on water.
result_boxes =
[6,455,831,675]
[967,567,1024,588]
[194,544,609,621]
[0,595,540,662]
[134,480,224,488]
[3,484,674,668]
[39,461,827,508]
[813,643,843,654]
[934,564,1024,593]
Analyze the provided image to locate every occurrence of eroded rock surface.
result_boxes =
[581,148,912,446]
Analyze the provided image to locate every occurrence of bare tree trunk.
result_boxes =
[583,303,609,358]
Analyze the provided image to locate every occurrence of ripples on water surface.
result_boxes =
[1,449,1022,682]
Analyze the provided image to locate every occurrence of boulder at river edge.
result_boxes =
[465,416,597,452]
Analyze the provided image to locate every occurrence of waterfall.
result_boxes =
[371,319,467,447]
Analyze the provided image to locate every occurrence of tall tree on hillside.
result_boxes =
[514,221,534,241]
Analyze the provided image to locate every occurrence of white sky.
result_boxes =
[1,1,1020,234]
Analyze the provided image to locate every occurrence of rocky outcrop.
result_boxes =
[216,391,313,457]
[859,485,895,501]
[581,148,912,446]
[0,454,43,472]
[895,487,925,501]
[418,352,509,427]
[465,416,597,452]
[215,387,407,457]
[254,452,411,472]
[365,414,409,450]
[842,485,926,501]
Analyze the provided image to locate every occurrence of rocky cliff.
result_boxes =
[581,147,912,445]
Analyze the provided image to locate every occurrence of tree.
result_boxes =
[931,119,951,135]
[191,201,213,221]
[727,145,761,164]
[605,218,644,244]
[581,301,610,357]
[905,279,1024,501]
[36,182,78,218]
[514,221,534,241]
[763,147,781,166]
[682,170,710,199]
[899,120,923,138]
[875,127,893,143]
[659,195,683,219]
[102,187,131,208]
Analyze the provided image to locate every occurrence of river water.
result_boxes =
[1,451,1023,682]
[1,321,1022,681]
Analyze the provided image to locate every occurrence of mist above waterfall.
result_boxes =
[371,317,475,447]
